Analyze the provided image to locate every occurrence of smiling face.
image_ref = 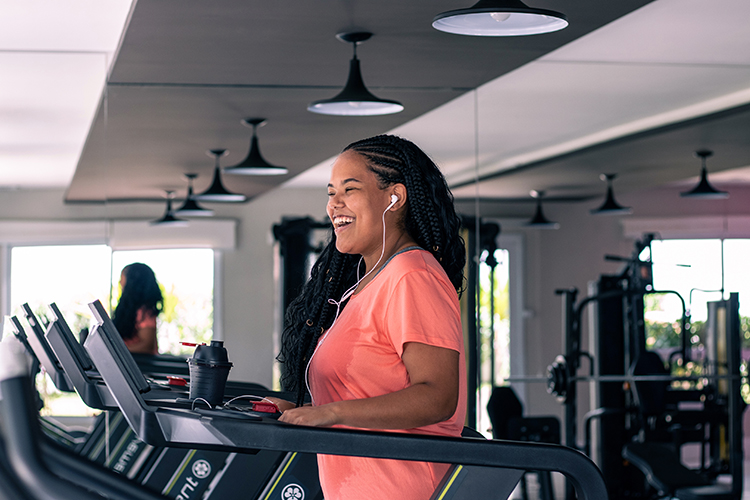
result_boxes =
[327,150,402,262]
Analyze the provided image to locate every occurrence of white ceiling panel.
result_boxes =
[0,0,132,54]
[0,0,132,189]
[544,0,750,66]
[0,52,107,187]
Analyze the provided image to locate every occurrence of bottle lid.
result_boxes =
[190,340,232,366]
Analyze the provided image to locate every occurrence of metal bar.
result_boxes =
[505,373,744,384]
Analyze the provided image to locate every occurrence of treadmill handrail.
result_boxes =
[88,300,151,394]
[40,435,168,500]
[48,303,93,371]
[84,308,609,500]
[1,373,170,500]
[1,377,107,500]
[8,316,40,379]
[45,320,112,409]
[20,304,74,392]
[0,434,34,500]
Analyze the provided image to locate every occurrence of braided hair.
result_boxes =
[277,135,466,405]
[112,263,163,341]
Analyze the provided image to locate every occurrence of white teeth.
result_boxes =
[334,216,354,227]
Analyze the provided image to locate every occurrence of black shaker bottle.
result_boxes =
[187,340,233,406]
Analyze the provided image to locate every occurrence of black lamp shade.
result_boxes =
[526,192,559,229]
[680,167,729,199]
[308,40,403,116]
[433,0,568,37]
[224,119,288,175]
[194,150,247,202]
[175,183,214,216]
[591,174,632,215]
[151,197,189,227]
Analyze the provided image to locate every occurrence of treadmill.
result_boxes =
[29,302,283,411]
[12,305,313,500]
[12,303,319,500]
[83,299,609,500]
[19,303,75,393]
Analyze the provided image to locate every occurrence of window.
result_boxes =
[10,245,112,335]
[478,247,511,436]
[8,244,214,415]
[648,238,750,328]
[111,248,214,354]
[475,232,524,438]
[647,238,750,400]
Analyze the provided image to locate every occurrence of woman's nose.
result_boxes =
[328,193,343,208]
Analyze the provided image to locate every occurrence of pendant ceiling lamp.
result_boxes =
[591,173,632,215]
[174,173,214,216]
[151,191,189,227]
[194,149,247,203]
[224,118,288,176]
[680,150,728,199]
[308,32,404,116]
[526,190,559,229]
[433,0,568,37]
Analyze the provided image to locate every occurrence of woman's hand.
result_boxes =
[266,397,340,426]
[278,404,341,427]
[265,397,297,413]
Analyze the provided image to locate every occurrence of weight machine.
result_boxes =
[543,235,744,500]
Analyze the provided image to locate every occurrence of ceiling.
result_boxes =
[5,0,750,207]
[293,0,750,203]
[0,0,130,189]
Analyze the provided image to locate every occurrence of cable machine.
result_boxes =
[545,235,744,500]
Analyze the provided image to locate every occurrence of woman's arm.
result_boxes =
[124,308,158,354]
[124,325,157,354]
[278,342,459,429]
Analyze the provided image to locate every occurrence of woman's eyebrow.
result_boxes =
[327,178,362,188]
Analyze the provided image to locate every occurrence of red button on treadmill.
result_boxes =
[167,376,188,387]
[252,401,280,413]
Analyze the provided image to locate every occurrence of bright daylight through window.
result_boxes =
[8,245,214,415]
[478,248,511,437]
[646,238,750,401]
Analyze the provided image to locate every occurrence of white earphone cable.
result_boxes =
[305,194,397,405]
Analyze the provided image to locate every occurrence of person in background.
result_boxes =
[274,134,467,500]
[113,262,162,354]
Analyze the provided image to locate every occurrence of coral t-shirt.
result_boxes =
[308,248,467,500]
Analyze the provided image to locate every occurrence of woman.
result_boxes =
[275,135,467,500]
[112,262,163,354]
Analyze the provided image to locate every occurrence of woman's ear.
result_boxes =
[390,184,407,211]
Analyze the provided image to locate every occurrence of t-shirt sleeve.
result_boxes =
[384,267,462,357]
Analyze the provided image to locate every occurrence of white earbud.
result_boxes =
[386,194,399,211]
